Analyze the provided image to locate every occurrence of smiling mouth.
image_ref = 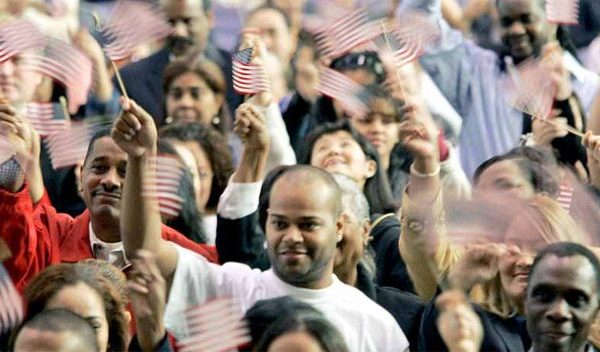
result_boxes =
[94,192,121,200]
[323,159,345,168]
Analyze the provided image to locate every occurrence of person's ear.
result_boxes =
[335,214,345,243]
[365,159,377,179]
[362,219,372,247]
[75,162,84,197]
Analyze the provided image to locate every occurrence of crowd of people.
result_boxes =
[1,0,600,351]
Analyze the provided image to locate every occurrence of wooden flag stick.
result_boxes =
[534,115,585,138]
[380,20,408,102]
[92,12,129,100]
[58,96,72,123]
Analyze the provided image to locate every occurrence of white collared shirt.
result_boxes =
[88,224,129,269]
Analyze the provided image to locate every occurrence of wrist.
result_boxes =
[413,156,440,175]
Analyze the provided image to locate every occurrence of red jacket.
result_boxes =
[0,184,218,292]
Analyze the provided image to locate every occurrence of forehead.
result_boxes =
[46,283,105,316]
[478,159,524,181]
[171,72,207,87]
[368,97,396,115]
[497,0,540,16]
[162,0,203,16]
[87,137,127,164]
[270,178,334,217]
[314,130,357,146]
[530,255,597,293]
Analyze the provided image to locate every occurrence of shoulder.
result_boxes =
[120,49,170,76]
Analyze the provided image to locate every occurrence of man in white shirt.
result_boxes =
[113,98,409,352]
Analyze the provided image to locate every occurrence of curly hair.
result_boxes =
[160,122,235,212]
[23,263,129,351]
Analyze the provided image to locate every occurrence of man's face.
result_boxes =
[80,137,127,225]
[245,8,294,66]
[497,0,547,63]
[162,0,211,58]
[334,210,369,272]
[526,255,600,352]
[0,58,21,102]
[266,177,343,287]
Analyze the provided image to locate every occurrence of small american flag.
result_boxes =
[317,67,369,117]
[546,0,579,25]
[0,263,23,335]
[142,155,184,219]
[19,37,93,114]
[556,183,574,213]
[0,19,45,62]
[387,13,439,67]
[232,47,270,95]
[177,298,251,352]
[44,120,101,169]
[100,0,173,61]
[25,102,70,137]
[310,8,380,59]
[504,59,556,120]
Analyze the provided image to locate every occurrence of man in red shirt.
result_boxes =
[0,101,218,292]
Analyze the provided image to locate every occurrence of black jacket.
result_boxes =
[418,291,530,352]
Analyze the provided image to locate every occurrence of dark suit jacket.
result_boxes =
[118,45,230,126]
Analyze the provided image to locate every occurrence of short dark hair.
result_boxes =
[529,242,600,296]
[299,120,397,214]
[13,309,99,352]
[82,126,113,166]
[243,296,325,350]
[159,123,234,211]
[330,51,386,85]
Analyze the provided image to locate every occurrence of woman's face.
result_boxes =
[171,140,214,213]
[45,282,109,352]
[475,159,536,200]
[166,72,222,126]
[310,130,376,188]
[499,215,547,305]
[347,98,399,166]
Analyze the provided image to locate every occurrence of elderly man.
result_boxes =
[525,242,600,352]
[118,0,229,124]
[0,101,218,292]
[113,100,409,351]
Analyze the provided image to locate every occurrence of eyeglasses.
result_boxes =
[168,87,205,100]
[330,51,385,80]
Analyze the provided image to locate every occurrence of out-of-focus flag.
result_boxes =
[44,120,101,169]
[546,0,579,25]
[100,0,173,61]
[308,8,380,59]
[19,38,93,114]
[177,298,251,352]
[142,155,184,219]
[317,67,369,117]
[557,183,574,213]
[504,59,555,120]
[0,19,45,62]
[375,12,439,68]
[232,47,270,95]
[25,102,70,137]
[0,263,23,335]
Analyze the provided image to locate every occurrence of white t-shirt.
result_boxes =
[165,244,409,352]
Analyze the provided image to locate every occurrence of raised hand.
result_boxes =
[237,30,272,108]
[127,250,167,352]
[0,103,40,164]
[583,131,600,189]
[111,98,157,158]
[532,115,568,146]
[447,243,506,292]
[436,290,483,352]
[541,42,571,101]
[399,101,440,172]
[233,103,269,151]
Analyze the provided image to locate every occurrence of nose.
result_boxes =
[508,20,526,36]
[370,118,385,133]
[173,20,189,37]
[546,299,571,323]
[100,167,121,191]
[0,60,15,77]
[282,225,303,244]
[179,91,195,107]
[515,253,533,270]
